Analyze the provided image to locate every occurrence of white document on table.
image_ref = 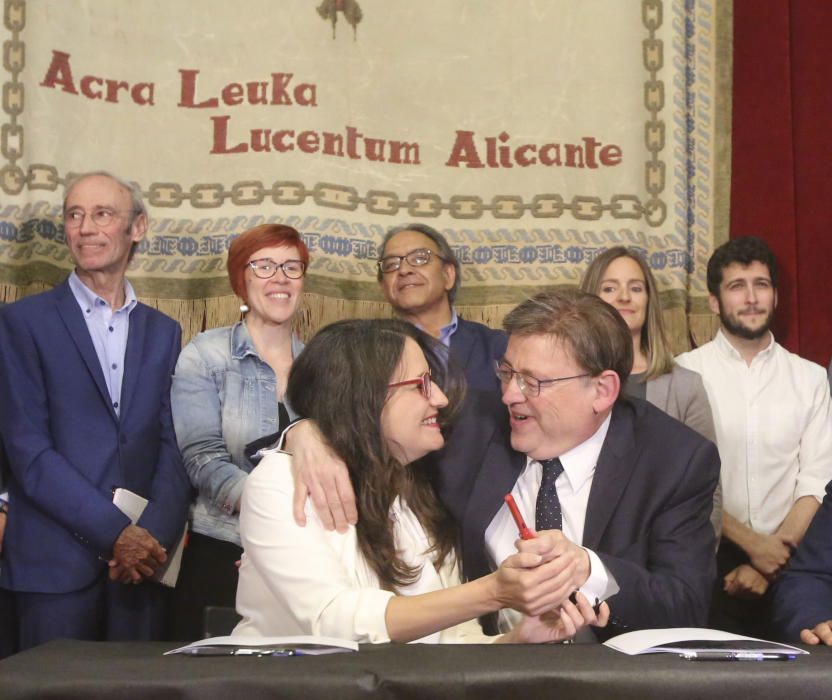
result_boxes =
[165,635,358,656]
[604,627,807,657]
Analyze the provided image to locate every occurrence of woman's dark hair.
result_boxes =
[286,318,464,591]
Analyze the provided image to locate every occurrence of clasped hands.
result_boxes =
[724,531,795,599]
[287,421,609,640]
[495,530,609,643]
[108,524,167,584]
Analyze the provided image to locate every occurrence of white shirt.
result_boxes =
[233,451,489,643]
[485,414,619,633]
[677,330,832,534]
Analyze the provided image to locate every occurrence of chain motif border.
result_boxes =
[1,0,666,225]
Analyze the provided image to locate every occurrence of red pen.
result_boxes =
[504,494,534,540]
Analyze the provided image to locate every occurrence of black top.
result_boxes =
[623,371,647,400]
[244,402,291,466]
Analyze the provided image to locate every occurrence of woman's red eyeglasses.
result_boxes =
[387,370,432,399]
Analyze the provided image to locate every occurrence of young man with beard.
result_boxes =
[677,236,832,636]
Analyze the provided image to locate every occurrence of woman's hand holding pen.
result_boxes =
[499,592,610,644]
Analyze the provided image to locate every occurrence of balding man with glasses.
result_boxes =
[0,171,189,651]
[292,289,719,640]
[376,224,506,392]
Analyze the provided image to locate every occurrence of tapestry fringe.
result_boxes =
[1,282,50,305]
[662,306,693,356]
[688,313,721,350]
[295,295,395,342]
[0,284,723,353]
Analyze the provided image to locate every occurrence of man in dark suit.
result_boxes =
[432,290,718,637]
[291,290,719,637]
[0,171,190,650]
[376,223,506,393]
[773,480,832,644]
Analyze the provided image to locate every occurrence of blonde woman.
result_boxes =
[581,247,721,538]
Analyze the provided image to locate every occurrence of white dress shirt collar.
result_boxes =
[555,412,612,494]
[713,327,775,364]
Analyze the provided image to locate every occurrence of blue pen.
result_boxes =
[183,646,295,657]
[681,651,796,661]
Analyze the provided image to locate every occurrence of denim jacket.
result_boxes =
[171,322,303,546]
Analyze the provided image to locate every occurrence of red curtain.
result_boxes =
[731,0,832,366]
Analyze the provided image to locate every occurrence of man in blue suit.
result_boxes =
[376,223,506,393]
[0,171,190,650]
[773,480,832,644]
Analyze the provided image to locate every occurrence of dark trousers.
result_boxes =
[709,538,774,638]
[12,574,168,652]
[0,585,17,659]
[168,532,242,641]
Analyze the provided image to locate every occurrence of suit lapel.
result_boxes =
[119,305,147,420]
[54,281,115,419]
[462,426,526,578]
[582,402,639,549]
[449,318,474,369]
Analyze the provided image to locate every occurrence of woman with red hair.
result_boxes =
[169,224,308,640]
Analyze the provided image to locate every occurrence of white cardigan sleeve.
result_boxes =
[236,451,395,642]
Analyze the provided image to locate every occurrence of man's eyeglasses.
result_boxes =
[387,370,432,399]
[64,208,134,229]
[494,361,590,397]
[378,248,445,274]
[247,258,306,280]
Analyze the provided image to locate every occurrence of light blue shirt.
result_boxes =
[414,307,457,369]
[437,307,459,348]
[68,270,137,417]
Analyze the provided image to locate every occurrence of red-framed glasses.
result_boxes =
[387,370,432,399]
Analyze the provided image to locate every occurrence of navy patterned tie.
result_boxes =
[535,457,565,531]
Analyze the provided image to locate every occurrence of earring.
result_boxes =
[239,303,249,313]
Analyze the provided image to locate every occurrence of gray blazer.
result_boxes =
[646,364,722,541]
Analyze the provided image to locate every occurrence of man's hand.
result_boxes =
[493,544,583,616]
[288,420,357,532]
[502,592,610,644]
[746,532,792,578]
[723,564,769,598]
[517,530,592,591]
[109,524,166,583]
[108,562,143,584]
[800,621,832,645]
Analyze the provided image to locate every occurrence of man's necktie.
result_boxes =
[535,457,565,531]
